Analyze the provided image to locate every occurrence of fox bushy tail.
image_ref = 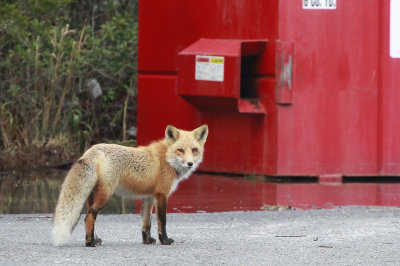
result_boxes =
[52,159,98,246]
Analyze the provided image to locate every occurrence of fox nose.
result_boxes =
[187,162,193,167]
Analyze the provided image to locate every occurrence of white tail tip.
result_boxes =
[52,224,71,246]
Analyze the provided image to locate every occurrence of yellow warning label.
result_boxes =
[210,57,224,64]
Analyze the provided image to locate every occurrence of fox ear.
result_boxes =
[193,124,208,144]
[165,125,179,144]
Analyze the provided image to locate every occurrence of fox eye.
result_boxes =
[192,148,198,153]
[177,149,184,153]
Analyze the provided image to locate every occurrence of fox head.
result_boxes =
[165,124,208,176]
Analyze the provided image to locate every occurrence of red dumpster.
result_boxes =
[138,0,400,178]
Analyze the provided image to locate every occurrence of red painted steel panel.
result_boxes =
[379,0,400,174]
[137,75,198,145]
[199,101,277,174]
[276,0,380,175]
[275,41,294,104]
[138,0,279,174]
[138,0,400,177]
[138,0,278,74]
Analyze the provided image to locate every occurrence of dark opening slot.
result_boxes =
[263,176,318,183]
[197,170,318,184]
[240,55,260,99]
[343,176,400,183]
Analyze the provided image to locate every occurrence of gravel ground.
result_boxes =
[0,206,399,265]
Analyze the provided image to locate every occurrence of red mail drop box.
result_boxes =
[138,0,400,178]
[178,39,267,114]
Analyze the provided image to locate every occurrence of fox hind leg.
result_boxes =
[141,197,156,244]
[85,182,111,247]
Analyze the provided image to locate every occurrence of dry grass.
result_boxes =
[0,25,88,170]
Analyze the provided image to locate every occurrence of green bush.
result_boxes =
[0,0,137,169]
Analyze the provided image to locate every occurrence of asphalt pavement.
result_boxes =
[0,206,399,265]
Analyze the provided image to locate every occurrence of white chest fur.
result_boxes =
[169,167,195,194]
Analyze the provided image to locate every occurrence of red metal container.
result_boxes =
[138,0,400,178]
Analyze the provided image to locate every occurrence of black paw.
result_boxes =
[86,236,102,247]
[143,237,157,245]
[159,236,174,245]
[94,236,102,245]
[85,241,96,247]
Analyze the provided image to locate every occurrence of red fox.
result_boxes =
[52,124,208,246]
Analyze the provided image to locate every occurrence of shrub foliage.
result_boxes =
[0,0,138,169]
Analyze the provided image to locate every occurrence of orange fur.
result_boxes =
[52,124,208,246]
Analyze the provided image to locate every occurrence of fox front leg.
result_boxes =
[141,197,156,244]
[155,194,174,245]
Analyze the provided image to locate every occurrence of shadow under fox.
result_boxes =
[52,124,208,246]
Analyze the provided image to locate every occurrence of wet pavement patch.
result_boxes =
[1,171,400,214]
